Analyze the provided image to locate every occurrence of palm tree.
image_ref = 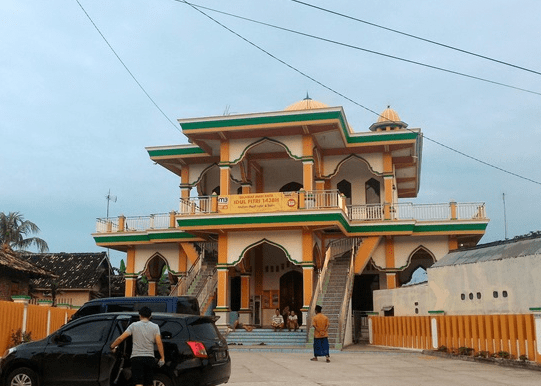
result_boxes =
[0,212,49,252]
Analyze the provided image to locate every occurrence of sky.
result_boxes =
[2,1,540,268]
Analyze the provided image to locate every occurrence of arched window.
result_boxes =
[337,179,352,205]
[279,182,303,192]
[365,178,380,204]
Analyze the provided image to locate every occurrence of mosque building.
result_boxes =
[93,97,489,346]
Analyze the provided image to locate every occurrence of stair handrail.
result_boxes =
[169,248,203,296]
[306,237,352,340]
[196,268,218,312]
[337,238,362,346]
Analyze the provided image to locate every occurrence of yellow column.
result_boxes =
[240,274,250,310]
[450,201,457,220]
[148,281,157,296]
[448,236,459,251]
[385,236,398,289]
[118,215,126,232]
[383,152,394,220]
[220,140,230,195]
[125,247,136,297]
[215,233,229,325]
[302,135,314,191]
[302,266,314,309]
[315,179,325,191]
[302,230,314,312]
[303,161,314,192]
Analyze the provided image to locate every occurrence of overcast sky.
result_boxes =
[2,1,540,267]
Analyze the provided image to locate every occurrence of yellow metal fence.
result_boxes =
[0,300,76,356]
[370,314,540,363]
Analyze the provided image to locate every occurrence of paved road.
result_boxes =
[228,348,540,386]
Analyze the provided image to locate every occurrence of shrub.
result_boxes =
[437,345,448,352]
[458,347,474,356]
[475,351,490,358]
[519,355,528,362]
[10,329,32,348]
[497,351,510,359]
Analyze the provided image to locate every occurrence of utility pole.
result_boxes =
[105,189,117,297]
[503,193,508,240]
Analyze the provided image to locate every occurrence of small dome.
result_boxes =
[285,94,329,111]
[377,106,401,123]
[369,106,408,132]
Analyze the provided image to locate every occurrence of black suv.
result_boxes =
[0,312,230,386]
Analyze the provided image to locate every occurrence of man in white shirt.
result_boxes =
[110,307,165,386]
[271,308,284,331]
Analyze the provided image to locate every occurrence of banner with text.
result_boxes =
[217,192,298,214]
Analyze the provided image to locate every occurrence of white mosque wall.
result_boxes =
[227,230,303,266]
[133,244,180,274]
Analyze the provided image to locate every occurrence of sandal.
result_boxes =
[310,357,318,361]
[326,357,330,363]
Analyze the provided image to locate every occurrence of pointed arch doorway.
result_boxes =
[280,270,303,326]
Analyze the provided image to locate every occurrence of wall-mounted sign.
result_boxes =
[218,192,298,214]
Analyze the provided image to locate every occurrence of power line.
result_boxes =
[289,0,541,77]
[175,2,541,97]
[75,0,180,132]
[177,1,541,186]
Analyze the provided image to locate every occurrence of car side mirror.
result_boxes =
[54,333,72,344]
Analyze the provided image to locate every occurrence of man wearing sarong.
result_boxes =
[311,305,330,362]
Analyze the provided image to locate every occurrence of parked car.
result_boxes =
[0,312,230,386]
[70,296,200,321]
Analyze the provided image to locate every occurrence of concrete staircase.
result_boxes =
[187,255,217,297]
[225,328,307,347]
[317,252,351,348]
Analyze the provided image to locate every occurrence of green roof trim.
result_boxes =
[175,212,488,235]
[413,223,488,233]
[180,111,344,131]
[179,109,419,146]
[94,231,198,244]
[147,146,206,158]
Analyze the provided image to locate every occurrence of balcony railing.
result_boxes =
[94,191,487,233]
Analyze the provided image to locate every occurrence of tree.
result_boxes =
[0,212,49,253]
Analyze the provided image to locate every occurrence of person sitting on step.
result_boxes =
[271,308,284,331]
[288,310,299,331]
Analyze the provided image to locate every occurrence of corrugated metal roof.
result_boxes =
[432,232,541,268]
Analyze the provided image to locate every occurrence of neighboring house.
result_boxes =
[374,231,541,316]
[0,248,55,301]
[19,252,125,307]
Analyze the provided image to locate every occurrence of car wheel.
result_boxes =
[7,367,39,386]
[153,373,173,386]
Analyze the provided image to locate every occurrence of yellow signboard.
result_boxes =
[217,192,298,214]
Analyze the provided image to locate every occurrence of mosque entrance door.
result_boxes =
[280,271,303,326]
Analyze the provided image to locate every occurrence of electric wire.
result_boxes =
[75,0,180,132]
[289,0,541,77]
[178,1,541,186]
[175,1,541,97]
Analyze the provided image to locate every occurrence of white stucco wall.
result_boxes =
[227,230,303,265]
[133,244,181,274]
[373,254,541,316]
[229,136,303,164]
[373,283,436,316]
[428,254,541,314]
